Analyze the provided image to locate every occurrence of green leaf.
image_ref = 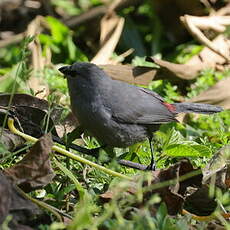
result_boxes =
[46,16,69,42]
[163,127,185,148]
[67,35,77,60]
[66,35,88,62]
[0,75,16,92]
[165,144,211,157]
[38,33,53,45]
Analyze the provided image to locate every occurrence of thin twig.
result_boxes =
[118,159,147,170]
[63,0,142,28]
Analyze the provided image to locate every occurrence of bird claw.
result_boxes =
[88,147,101,157]
[146,163,156,171]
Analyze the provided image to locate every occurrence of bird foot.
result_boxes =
[146,163,156,171]
[87,147,101,157]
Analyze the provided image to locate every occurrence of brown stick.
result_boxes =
[63,0,142,28]
[0,33,24,48]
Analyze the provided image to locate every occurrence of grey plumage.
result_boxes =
[59,62,223,166]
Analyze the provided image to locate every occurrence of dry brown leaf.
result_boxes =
[4,133,55,192]
[0,172,41,228]
[147,35,230,81]
[91,12,124,64]
[148,160,202,215]
[101,160,202,215]
[181,15,230,61]
[189,77,230,109]
[147,57,199,80]
[188,35,229,69]
[56,111,79,138]
[0,128,25,152]
[0,171,11,224]
[26,16,49,99]
[183,185,217,216]
[26,16,47,70]
[99,12,121,45]
[99,64,157,85]
[0,93,68,138]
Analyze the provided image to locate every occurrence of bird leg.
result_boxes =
[146,134,156,171]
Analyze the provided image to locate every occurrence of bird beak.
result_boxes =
[58,66,70,75]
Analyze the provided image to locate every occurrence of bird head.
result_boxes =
[59,62,103,80]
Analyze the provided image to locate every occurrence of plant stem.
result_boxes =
[7,118,131,180]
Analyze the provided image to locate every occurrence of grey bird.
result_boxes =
[59,62,223,169]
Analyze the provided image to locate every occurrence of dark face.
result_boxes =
[59,62,111,86]
[58,62,97,78]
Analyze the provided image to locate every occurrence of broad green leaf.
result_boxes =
[163,127,185,148]
[165,144,211,157]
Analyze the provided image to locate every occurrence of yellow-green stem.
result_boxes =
[8,118,131,180]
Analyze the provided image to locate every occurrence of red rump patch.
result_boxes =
[163,102,176,112]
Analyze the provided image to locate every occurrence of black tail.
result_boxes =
[173,102,223,114]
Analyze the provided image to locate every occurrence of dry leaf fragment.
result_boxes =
[4,133,55,192]
[149,160,202,215]
[147,57,199,80]
[101,160,202,215]
[181,15,230,61]
[147,34,230,81]
[91,12,124,64]
[0,128,25,152]
[188,77,230,110]
[183,185,217,216]
[0,171,11,224]
[0,172,41,228]
[0,93,69,138]
[99,64,157,85]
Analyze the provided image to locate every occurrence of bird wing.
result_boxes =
[103,81,177,125]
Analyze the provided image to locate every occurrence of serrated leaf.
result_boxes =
[163,127,184,148]
[165,144,211,157]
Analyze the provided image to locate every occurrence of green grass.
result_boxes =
[0,11,229,229]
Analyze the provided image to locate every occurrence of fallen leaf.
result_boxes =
[149,160,202,214]
[0,93,72,138]
[0,172,41,228]
[183,185,217,216]
[4,133,55,192]
[0,93,63,122]
[92,12,125,64]
[181,15,230,61]
[99,64,157,85]
[147,57,198,80]
[147,35,230,81]
[0,128,25,152]
[0,171,11,224]
[101,160,202,215]
[188,77,230,110]
[26,16,50,99]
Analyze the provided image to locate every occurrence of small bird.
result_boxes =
[59,62,223,170]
